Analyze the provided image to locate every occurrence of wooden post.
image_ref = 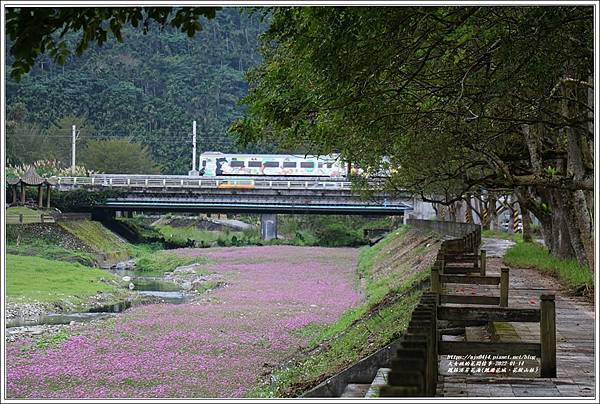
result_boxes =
[46,184,51,208]
[20,182,26,204]
[405,322,432,396]
[37,184,43,207]
[500,267,509,307]
[431,267,441,294]
[480,249,487,276]
[19,214,23,223]
[540,294,557,377]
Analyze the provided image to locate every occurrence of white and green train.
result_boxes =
[199,152,352,177]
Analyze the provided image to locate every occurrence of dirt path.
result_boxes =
[5,246,361,399]
[439,239,596,398]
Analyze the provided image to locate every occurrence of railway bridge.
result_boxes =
[53,174,414,239]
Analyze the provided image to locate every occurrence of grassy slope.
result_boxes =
[6,206,40,215]
[6,222,101,265]
[503,241,593,292]
[6,206,54,224]
[133,249,209,275]
[58,220,130,261]
[6,241,97,266]
[251,226,440,398]
[6,254,121,305]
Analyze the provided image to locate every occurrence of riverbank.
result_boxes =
[5,254,130,321]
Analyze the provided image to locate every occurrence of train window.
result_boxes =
[202,160,207,167]
[264,161,280,168]
[230,161,245,168]
[283,162,297,168]
[318,163,324,168]
[300,162,314,168]
[248,161,261,167]
[326,163,333,168]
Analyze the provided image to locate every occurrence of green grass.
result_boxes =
[358,225,412,304]
[249,225,434,398]
[6,254,121,305]
[482,229,523,242]
[58,220,130,261]
[6,206,40,215]
[6,240,97,266]
[6,206,54,224]
[503,241,593,291]
[134,250,209,275]
[35,330,72,350]
[252,292,421,398]
[117,217,165,240]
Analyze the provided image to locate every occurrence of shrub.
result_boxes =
[315,223,364,247]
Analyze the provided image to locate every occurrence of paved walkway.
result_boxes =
[438,239,596,398]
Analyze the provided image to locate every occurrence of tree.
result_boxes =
[5,121,48,165]
[5,7,219,80]
[233,6,594,270]
[79,139,160,174]
[6,8,271,174]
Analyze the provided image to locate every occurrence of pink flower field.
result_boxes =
[6,246,361,398]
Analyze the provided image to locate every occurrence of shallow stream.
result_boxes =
[6,265,187,328]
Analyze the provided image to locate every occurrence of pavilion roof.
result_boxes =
[6,167,57,186]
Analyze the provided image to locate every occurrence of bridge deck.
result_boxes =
[55,175,414,215]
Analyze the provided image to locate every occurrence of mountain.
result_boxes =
[6,8,271,174]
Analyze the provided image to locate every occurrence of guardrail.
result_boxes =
[52,176,360,191]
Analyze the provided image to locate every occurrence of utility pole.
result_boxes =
[192,120,197,171]
[71,125,77,175]
[189,120,199,176]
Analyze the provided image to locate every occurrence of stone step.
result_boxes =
[365,367,391,397]
[340,383,371,397]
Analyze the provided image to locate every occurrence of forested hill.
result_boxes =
[6,8,270,174]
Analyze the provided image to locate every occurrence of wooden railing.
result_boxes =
[6,213,55,224]
[380,223,557,397]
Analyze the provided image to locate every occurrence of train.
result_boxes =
[198,152,355,177]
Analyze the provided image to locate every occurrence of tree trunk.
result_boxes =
[515,187,553,249]
[521,205,533,243]
[481,193,494,231]
[449,203,457,222]
[561,190,590,268]
[551,191,574,259]
[572,189,594,271]
[562,81,594,271]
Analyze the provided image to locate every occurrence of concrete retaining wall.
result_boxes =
[302,278,430,397]
[52,212,92,221]
[407,218,480,238]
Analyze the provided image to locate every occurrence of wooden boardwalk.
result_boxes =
[438,246,595,398]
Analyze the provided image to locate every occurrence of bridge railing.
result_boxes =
[52,176,363,191]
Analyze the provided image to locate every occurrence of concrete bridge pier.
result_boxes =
[261,214,278,241]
